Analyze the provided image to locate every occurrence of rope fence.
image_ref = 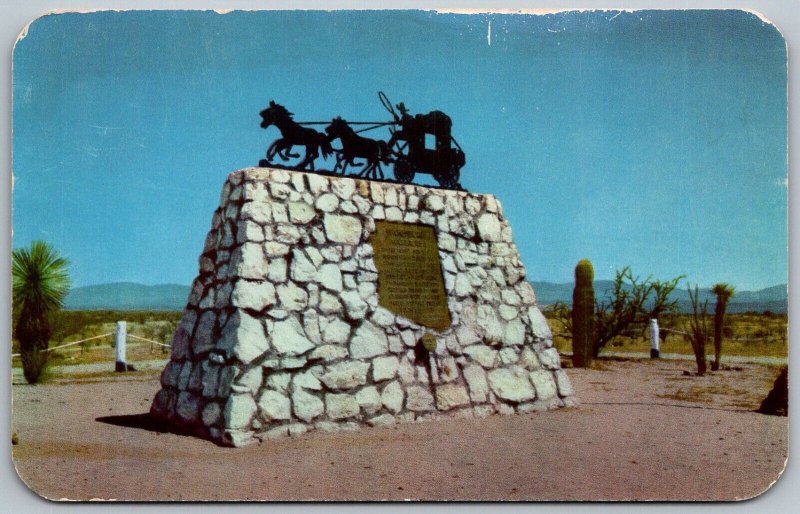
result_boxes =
[659,327,782,342]
[11,332,114,357]
[660,328,691,337]
[127,334,172,348]
[11,327,171,360]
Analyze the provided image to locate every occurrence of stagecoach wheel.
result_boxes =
[437,165,461,189]
[394,158,415,184]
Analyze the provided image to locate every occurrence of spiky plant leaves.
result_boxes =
[710,283,735,371]
[12,241,71,383]
[687,285,711,376]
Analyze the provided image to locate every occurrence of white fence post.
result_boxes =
[649,318,660,359]
[115,321,127,372]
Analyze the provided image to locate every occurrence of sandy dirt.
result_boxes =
[11,358,787,501]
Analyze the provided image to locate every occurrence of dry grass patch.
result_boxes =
[548,311,787,359]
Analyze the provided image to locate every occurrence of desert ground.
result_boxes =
[10,356,787,502]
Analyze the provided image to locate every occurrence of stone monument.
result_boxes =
[150,167,576,446]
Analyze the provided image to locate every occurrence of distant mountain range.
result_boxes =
[64,282,190,311]
[64,281,788,314]
[532,281,787,314]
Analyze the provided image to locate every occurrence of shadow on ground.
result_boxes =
[96,413,169,433]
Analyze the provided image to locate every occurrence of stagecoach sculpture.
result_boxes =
[258,92,466,190]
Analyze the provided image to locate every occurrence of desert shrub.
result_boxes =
[555,266,683,359]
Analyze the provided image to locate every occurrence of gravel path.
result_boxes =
[11,358,787,501]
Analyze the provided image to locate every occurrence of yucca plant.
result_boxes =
[12,241,71,383]
[686,285,710,376]
[710,283,735,371]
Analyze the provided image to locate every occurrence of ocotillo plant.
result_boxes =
[571,259,595,368]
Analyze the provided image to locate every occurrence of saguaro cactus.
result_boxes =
[572,259,595,368]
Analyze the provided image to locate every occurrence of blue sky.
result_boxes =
[12,10,787,290]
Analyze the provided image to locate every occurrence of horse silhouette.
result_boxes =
[259,101,332,171]
[325,117,391,179]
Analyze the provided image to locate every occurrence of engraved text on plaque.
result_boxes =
[369,221,452,331]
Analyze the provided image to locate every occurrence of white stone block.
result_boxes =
[499,347,520,365]
[519,347,541,370]
[236,220,264,244]
[293,368,323,391]
[367,414,396,427]
[307,173,329,194]
[326,393,360,420]
[231,242,267,280]
[319,291,344,315]
[406,386,435,412]
[478,305,505,342]
[425,194,444,212]
[224,394,257,430]
[277,282,308,311]
[318,361,369,390]
[292,389,324,422]
[350,321,389,359]
[217,310,269,364]
[555,369,574,397]
[463,364,489,403]
[271,317,315,356]
[340,200,358,213]
[331,179,355,200]
[264,241,290,257]
[258,390,291,420]
[372,355,399,382]
[324,214,363,245]
[487,368,535,403]
[340,290,369,320]
[538,348,561,370]
[318,263,343,292]
[504,319,526,347]
[381,380,405,414]
[462,344,498,368]
[232,280,276,311]
[235,366,263,395]
[528,306,553,340]
[309,344,349,362]
[435,383,471,411]
[528,370,558,401]
[355,386,382,415]
[322,318,351,345]
[266,372,291,393]
[315,193,339,212]
[290,249,318,282]
[476,213,502,242]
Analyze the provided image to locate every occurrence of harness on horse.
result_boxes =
[258,92,466,190]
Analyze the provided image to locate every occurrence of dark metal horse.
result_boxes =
[259,101,332,171]
[324,117,391,179]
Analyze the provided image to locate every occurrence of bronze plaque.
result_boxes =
[369,221,452,331]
